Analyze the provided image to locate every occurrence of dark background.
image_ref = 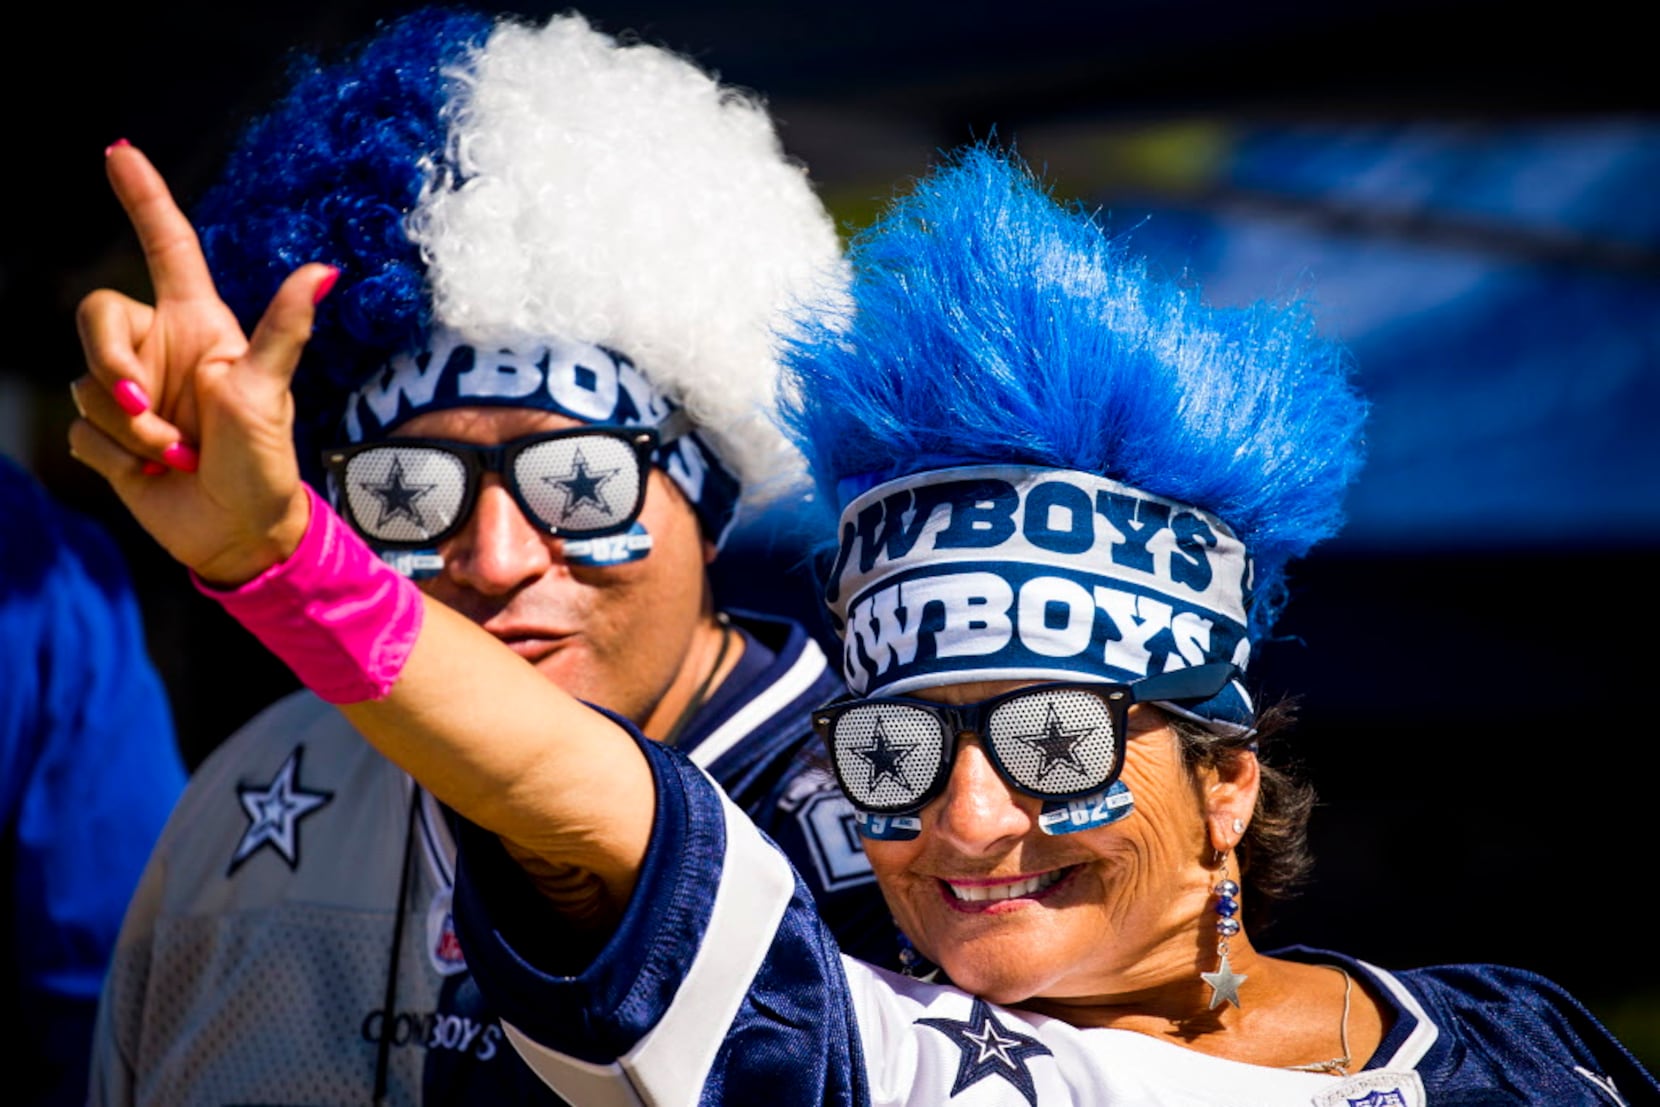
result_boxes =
[8,0,1658,1069]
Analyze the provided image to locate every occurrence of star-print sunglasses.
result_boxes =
[813,662,1239,815]
[320,414,689,549]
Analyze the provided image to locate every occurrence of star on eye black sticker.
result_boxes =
[917,997,1053,1106]
[855,718,919,790]
[546,446,620,520]
[1010,702,1099,783]
[361,455,436,530]
[228,746,332,875]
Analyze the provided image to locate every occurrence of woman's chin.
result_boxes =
[939,955,1052,1006]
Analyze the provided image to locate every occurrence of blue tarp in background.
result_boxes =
[1096,118,1660,552]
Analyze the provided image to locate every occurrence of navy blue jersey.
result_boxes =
[1273,947,1657,1106]
[456,729,1657,1106]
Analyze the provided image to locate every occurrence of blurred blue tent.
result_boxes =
[1091,118,1660,553]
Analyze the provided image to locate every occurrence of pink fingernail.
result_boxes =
[161,442,199,473]
[312,266,341,305]
[105,138,131,157]
[112,379,151,416]
[141,460,168,477]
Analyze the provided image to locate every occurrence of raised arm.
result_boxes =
[68,143,654,924]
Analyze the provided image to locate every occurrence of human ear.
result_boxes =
[1201,748,1260,855]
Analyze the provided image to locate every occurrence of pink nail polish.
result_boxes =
[112,379,151,416]
[105,138,131,157]
[161,442,199,473]
[312,266,341,305]
[141,460,168,477]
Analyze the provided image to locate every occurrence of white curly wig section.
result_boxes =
[407,12,847,504]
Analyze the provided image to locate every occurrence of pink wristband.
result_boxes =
[192,485,425,703]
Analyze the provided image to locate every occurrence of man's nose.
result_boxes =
[441,475,556,594]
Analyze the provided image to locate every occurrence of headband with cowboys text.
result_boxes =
[335,326,740,546]
[825,464,1255,734]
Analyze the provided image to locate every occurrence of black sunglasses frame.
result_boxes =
[320,425,664,549]
[812,662,1240,816]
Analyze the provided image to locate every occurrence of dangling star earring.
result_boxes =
[1200,854,1246,1009]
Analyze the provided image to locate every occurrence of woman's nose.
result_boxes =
[928,735,1036,854]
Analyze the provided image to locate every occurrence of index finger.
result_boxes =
[105,141,219,304]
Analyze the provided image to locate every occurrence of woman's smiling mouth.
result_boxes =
[939,866,1077,908]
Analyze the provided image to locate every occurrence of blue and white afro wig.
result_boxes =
[779,147,1368,725]
[194,6,846,544]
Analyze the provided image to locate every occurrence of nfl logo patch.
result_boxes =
[1312,1071,1425,1107]
[1349,1092,1407,1107]
[426,887,468,976]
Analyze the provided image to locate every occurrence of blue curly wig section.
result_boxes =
[778,145,1369,642]
[193,6,495,482]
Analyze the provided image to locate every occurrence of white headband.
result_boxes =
[825,464,1257,731]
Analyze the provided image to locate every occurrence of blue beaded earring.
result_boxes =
[895,925,940,982]
[1200,841,1247,1009]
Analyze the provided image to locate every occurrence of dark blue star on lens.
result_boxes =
[362,456,436,529]
[1012,702,1098,783]
[855,718,918,790]
[917,997,1053,1106]
[546,446,620,520]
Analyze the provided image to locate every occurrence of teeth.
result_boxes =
[946,870,1064,902]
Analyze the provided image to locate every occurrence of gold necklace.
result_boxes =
[1284,965,1353,1076]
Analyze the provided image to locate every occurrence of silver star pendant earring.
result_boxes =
[1200,853,1246,1009]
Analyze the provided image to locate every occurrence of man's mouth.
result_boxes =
[490,630,575,663]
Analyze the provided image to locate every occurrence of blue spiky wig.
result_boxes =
[194,6,845,550]
[778,146,1367,729]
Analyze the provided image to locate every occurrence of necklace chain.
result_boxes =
[661,613,733,747]
[1283,965,1353,1076]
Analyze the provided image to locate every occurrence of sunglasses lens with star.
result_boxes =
[334,432,650,546]
[510,433,648,537]
[823,687,1122,814]
[337,446,471,545]
[982,688,1119,798]
[828,702,950,813]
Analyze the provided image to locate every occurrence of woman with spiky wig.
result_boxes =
[71,134,1654,1102]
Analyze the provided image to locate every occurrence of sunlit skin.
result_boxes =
[864,681,1232,1006]
[861,679,1386,1066]
[392,406,740,740]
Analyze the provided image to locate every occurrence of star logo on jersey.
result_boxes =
[1009,701,1098,783]
[228,746,332,875]
[547,446,620,519]
[917,997,1053,1106]
[361,455,436,529]
[855,718,919,791]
